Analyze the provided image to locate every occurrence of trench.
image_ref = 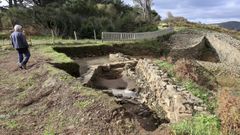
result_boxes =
[52,46,170,131]
[79,56,169,131]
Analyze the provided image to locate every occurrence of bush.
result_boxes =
[172,114,221,135]
[218,89,240,135]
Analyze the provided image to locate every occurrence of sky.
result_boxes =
[123,0,240,24]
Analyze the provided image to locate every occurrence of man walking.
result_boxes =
[10,25,31,69]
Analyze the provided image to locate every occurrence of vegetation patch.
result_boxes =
[155,60,217,113]
[218,89,240,135]
[5,120,20,129]
[74,99,94,110]
[183,81,216,113]
[171,114,220,135]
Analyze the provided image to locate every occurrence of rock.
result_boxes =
[67,125,75,129]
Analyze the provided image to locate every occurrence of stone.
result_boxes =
[160,81,167,87]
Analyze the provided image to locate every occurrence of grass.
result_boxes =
[37,46,73,63]
[172,114,221,135]
[73,99,93,109]
[5,120,19,129]
[183,81,217,113]
[156,60,174,77]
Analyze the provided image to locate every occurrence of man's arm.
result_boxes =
[20,33,29,47]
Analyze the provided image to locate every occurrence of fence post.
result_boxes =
[51,29,55,45]
[93,29,96,40]
[120,33,123,41]
[74,31,78,41]
[101,32,103,42]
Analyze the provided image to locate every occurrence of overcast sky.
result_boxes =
[123,0,240,24]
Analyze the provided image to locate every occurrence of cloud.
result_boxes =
[123,0,240,23]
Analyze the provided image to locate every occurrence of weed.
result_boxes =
[43,128,55,135]
[73,100,93,109]
[156,60,174,77]
[172,114,220,135]
[17,91,27,100]
[6,120,19,129]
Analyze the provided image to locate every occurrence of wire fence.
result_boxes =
[101,28,174,41]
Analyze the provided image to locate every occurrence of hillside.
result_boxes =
[1,28,240,134]
[216,21,240,31]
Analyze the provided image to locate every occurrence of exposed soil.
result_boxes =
[0,50,171,135]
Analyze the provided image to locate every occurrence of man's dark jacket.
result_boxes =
[10,32,29,49]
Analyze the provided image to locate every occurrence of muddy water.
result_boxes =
[74,56,110,75]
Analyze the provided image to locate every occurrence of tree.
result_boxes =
[167,11,174,19]
[133,0,152,21]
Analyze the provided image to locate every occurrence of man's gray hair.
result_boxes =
[14,25,22,32]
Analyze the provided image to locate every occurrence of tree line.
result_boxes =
[0,0,161,39]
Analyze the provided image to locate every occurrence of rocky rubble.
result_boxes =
[81,53,207,123]
[125,59,207,123]
[206,33,240,67]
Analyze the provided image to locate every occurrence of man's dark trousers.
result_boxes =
[16,48,30,65]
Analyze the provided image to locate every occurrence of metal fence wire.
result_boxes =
[101,28,174,41]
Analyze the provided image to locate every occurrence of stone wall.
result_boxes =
[206,34,240,67]
[128,59,206,123]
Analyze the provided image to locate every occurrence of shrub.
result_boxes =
[218,89,240,135]
[172,114,221,135]
[174,59,198,82]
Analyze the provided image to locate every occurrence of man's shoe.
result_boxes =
[17,62,23,69]
[22,64,27,69]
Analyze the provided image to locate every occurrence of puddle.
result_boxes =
[74,56,110,75]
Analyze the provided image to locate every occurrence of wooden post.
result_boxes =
[74,31,78,41]
[51,29,55,45]
[101,32,103,42]
[93,29,96,40]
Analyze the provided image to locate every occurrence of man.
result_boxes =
[10,25,31,69]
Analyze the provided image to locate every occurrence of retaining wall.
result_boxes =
[128,59,207,123]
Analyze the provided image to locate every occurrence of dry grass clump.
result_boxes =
[174,59,198,81]
[218,89,240,135]
[174,59,217,90]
